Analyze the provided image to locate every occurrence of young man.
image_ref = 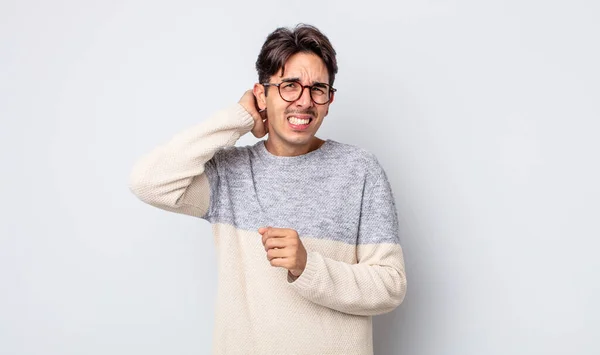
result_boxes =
[129,24,406,355]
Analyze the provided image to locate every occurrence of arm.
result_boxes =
[288,165,407,316]
[128,104,254,218]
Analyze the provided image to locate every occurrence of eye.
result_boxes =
[311,85,327,95]
[283,82,298,89]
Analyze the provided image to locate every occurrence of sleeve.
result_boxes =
[287,163,407,316]
[128,104,254,218]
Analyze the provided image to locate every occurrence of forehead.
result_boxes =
[276,52,329,82]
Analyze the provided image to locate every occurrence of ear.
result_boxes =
[253,83,267,110]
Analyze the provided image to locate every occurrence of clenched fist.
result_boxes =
[259,227,307,277]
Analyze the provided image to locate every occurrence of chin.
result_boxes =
[288,130,318,142]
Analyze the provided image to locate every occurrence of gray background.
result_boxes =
[1,0,599,354]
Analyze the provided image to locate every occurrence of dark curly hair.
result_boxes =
[255,24,338,86]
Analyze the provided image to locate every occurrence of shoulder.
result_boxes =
[214,145,250,159]
[210,144,255,171]
[325,140,385,177]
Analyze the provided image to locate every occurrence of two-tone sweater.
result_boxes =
[129,104,407,355]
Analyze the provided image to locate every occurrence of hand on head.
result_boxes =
[238,90,268,138]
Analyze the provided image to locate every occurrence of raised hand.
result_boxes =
[238,90,268,138]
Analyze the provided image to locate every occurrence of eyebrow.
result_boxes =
[280,77,328,86]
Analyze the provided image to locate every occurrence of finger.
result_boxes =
[259,226,271,246]
[261,228,288,245]
[263,227,291,235]
[251,118,266,138]
[267,248,288,261]
[253,113,265,126]
[269,257,288,268]
[261,227,272,245]
[259,108,267,118]
[266,228,296,239]
[264,238,287,251]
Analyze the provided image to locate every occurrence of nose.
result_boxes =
[295,86,313,107]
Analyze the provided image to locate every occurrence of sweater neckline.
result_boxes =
[254,139,332,164]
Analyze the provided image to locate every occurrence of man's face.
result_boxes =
[255,52,334,149]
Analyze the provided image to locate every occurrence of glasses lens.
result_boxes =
[310,84,331,104]
[278,82,332,104]
[279,82,302,102]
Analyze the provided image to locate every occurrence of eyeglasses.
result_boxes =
[262,81,336,105]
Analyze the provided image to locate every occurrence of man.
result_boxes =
[129,24,406,355]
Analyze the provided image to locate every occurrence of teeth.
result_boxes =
[289,116,310,125]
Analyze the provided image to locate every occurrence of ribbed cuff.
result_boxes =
[232,103,255,132]
[287,251,320,289]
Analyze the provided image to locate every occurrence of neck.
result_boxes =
[265,137,325,157]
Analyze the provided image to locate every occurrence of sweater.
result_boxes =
[129,104,407,355]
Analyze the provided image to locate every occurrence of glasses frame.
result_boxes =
[262,81,337,105]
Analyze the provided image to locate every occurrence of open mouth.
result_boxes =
[287,116,313,130]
